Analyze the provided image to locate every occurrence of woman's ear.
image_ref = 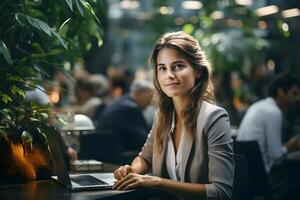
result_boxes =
[195,69,201,78]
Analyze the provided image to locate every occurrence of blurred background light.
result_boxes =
[255,5,279,17]
[175,17,185,26]
[120,0,140,10]
[159,6,174,15]
[210,11,224,20]
[181,1,203,10]
[267,59,275,71]
[257,20,268,29]
[281,8,300,18]
[235,0,253,6]
[281,23,289,32]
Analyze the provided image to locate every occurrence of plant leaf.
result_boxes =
[0,93,12,103]
[0,109,12,121]
[65,0,73,11]
[51,30,67,49]
[15,14,67,49]
[59,17,71,31]
[46,49,63,56]
[75,0,84,16]
[0,40,13,65]
[8,75,25,82]
[31,42,45,53]
[24,15,52,36]
[80,1,101,25]
[10,85,26,98]
[22,131,33,143]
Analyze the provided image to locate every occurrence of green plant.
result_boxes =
[0,0,104,144]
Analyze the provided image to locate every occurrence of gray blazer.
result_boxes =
[139,101,234,200]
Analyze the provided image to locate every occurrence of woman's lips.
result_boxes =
[165,83,180,87]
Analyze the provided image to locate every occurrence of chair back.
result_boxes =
[79,129,138,165]
[234,140,272,200]
[232,154,253,200]
[78,130,124,163]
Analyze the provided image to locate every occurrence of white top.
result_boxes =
[79,97,102,118]
[165,114,184,181]
[237,97,287,172]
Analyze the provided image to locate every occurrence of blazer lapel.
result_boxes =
[153,114,175,177]
[181,102,204,181]
[153,136,167,176]
[180,128,194,181]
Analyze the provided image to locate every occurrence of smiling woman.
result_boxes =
[113,31,234,200]
[156,48,201,99]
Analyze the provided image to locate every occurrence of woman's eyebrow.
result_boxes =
[156,63,165,67]
[172,60,185,65]
[157,60,185,67]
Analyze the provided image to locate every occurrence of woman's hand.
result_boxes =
[113,173,161,190]
[114,165,136,180]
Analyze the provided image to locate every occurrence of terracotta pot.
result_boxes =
[0,134,53,185]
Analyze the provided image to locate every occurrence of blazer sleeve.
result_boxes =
[204,107,234,200]
[138,113,158,165]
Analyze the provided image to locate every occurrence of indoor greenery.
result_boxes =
[0,0,104,179]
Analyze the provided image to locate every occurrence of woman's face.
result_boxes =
[156,48,200,99]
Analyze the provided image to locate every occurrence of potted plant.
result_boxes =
[0,0,104,184]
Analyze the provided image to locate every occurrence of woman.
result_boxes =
[113,31,234,200]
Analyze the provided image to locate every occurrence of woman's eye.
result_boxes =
[158,66,166,71]
[174,64,183,70]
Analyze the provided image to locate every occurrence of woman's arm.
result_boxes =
[114,156,150,180]
[113,173,206,200]
[114,117,156,180]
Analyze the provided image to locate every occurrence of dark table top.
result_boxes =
[0,163,174,200]
[0,179,172,200]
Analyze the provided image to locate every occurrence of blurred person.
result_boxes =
[237,72,300,200]
[230,71,252,125]
[98,79,154,151]
[25,85,50,105]
[89,74,109,98]
[113,31,234,200]
[73,76,103,119]
[103,73,132,107]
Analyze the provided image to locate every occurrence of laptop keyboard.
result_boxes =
[71,175,108,186]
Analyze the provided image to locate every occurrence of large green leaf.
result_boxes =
[59,18,71,31]
[15,14,67,49]
[81,1,101,25]
[0,40,13,65]
[0,93,12,104]
[0,109,12,121]
[8,75,25,82]
[10,85,26,98]
[66,0,73,11]
[75,0,84,16]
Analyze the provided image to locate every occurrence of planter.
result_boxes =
[0,133,53,185]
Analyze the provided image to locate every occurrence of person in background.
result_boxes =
[237,72,300,200]
[103,74,131,106]
[113,31,234,200]
[73,76,102,119]
[98,79,154,151]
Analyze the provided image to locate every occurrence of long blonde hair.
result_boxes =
[149,31,214,152]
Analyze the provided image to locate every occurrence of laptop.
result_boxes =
[47,130,115,191]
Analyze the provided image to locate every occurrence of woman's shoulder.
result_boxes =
[197,101,231,137]
[201,101,229,117]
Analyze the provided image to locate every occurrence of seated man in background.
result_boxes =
[98,79,154,152]
[73,76,103,119]
[237,72,300,200]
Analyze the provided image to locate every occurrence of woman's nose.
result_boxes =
[166,70,175,79]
